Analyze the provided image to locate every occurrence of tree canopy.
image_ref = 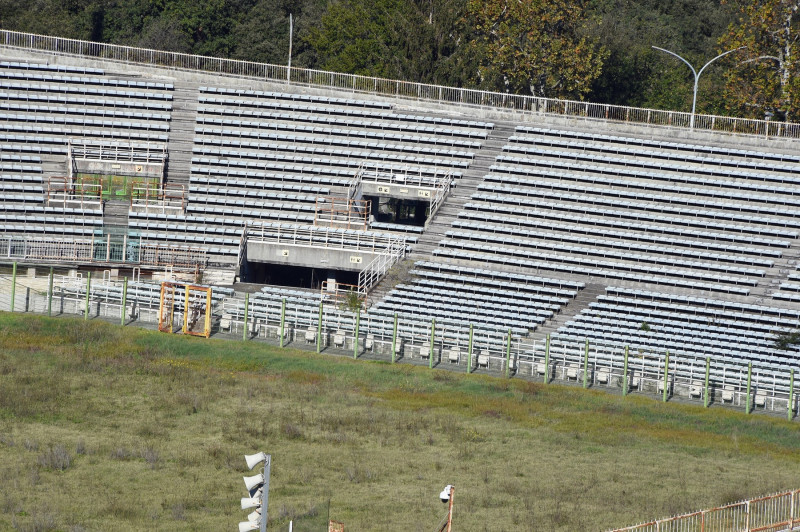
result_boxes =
[0,0,789,120]
[719,0,800,120]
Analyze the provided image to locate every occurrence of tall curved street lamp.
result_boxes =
[651,45,746,128]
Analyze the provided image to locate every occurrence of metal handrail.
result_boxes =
[1,29,799,139]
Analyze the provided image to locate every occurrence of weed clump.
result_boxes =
[37,445,71,471]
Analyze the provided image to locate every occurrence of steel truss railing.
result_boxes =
[1,29,798,139]
[610,488,800,532]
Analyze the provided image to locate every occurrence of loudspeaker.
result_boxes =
[241,497,260,510]
[238,521,259,532]
[245,452,267,470]
[243,473,264,492]
[247,509,261,523]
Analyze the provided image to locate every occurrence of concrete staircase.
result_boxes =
[164,81,198,187]
[409,122,516,259]
[748,246,800,303]
[102,199,129,229]
[528,283,606,342]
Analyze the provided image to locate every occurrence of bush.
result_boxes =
[37,445,71,472]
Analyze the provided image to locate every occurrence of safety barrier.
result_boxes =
[610,488,800,532]
[1,30,798,139]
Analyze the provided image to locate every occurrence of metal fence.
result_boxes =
[0,267,796,421]
[610,488,800,531]
[1,29,798,139]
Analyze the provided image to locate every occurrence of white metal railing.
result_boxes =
[129,184,186,214]
[358,238,406,298]
[427,172,453,225]
[69,139,167,163]
[359,168,449,189]
[609,488,800,532]
[0,235,206,269]
[2,29,798,139]
[247,223,404,255]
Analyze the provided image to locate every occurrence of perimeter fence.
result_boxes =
[1,29,798,139]
[0,265,796,421]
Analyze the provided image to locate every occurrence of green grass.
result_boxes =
[1,313,799,531]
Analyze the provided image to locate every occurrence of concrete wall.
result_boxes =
[246,242,375,272]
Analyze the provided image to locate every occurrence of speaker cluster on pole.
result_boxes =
[239,452,270,532]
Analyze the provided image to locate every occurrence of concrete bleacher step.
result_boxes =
[164,80,198,187]
[103,200,129,228]
[528,283,606,342]
[409,122,515,259]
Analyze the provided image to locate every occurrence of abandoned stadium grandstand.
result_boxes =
[1,30,800,414]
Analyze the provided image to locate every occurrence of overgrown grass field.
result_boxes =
[1,313,799,531]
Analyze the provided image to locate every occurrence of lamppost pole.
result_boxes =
[651,45,745,128]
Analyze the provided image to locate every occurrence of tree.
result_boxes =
[719,0,800,120]
[464,0,608,99]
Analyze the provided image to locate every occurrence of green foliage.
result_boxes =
[774,330,800,351]
[339,290,363,314]
[0,0,781,118]
[719,0,800,120]
[465,0,608,99]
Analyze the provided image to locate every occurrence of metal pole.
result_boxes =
[467,324,474,374]
[243,293,249,341]
[428,318,435,369]
[446,485,454,532]
[543,334,550,384]
[353,307,360,359]
[279,298,286,348]
[663,351,670,402]
[789,369,795,421]
[84,271,91,320]
[316,301,323,354]
[582,339,590,388]
[120,276,127,325]
[746,362,753,414]
[10,261,16,312]
[47,266,54,317]
[391,313,398,363]
[287,14,293,83]
[622,345,629,397]
[651,46,745,128]
[704,356,711,408]
[260,455,271,532]
[505,328,512,378]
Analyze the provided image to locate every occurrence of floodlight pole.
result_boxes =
[287,14,293,83]
[651,46,745,128]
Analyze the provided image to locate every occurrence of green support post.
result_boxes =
[243,293,249,341]
[391,313,398,364]
[703,357,711,408]
[353,307,360,360]
[543,334,551,384]
[428,318,435,369]
[47,267,54,318]
[316,301,323,354]
[279,298,286,348]
[745,362,753,414]
[505,328,512,378]
[84,272,91,321]
[662,351,670,402]
[120,276,127,326]
[467,324,474,374]
[622,345,629,397]
[10,262,16,312]
[582,339,590,389]
[789,369,795,422]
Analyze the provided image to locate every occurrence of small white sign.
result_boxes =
[280,250,289,257]
[349,256,363,264]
